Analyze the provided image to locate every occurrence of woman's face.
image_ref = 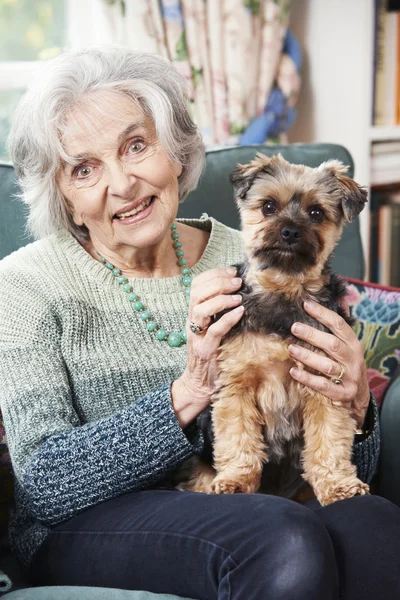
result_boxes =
[57,91,182,253]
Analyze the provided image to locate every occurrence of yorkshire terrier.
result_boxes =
[181,153,369,506]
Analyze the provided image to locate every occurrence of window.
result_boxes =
[0,0,114,161]
[0,0,67,160]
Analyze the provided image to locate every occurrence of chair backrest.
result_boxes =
[179,143,364,279]
[0,163,33,260]
[0,143,365,278]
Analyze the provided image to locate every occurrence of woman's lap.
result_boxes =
[310,494,400,599]
[29,490,400,600]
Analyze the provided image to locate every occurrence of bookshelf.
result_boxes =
[288,0,400,284]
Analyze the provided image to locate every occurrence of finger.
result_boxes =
[291,322,348,363]
[191,294,242,330]
[288,344,344,379]
[303,300,354,344]
[190,274,242,308]
[202,305,245,351]
[191,267,237,289]
[289,366,351,403]
[193,267,237,285]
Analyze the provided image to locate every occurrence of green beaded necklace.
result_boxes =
[97,223,191,347]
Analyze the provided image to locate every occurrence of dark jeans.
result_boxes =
[30,490,400,600]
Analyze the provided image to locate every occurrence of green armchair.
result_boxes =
[0,143,399,600]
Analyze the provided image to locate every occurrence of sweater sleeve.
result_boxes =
[22,383,203,526]
[352,393,380,484]
[0,268,203,527]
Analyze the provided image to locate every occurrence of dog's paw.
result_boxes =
[318,479,370,505]
[211,479,239,494]
[210,476,259,495]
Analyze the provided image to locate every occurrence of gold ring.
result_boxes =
[331,364,345,385]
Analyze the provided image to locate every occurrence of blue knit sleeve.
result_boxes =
[352,393,380,484]
[23,384,203,526]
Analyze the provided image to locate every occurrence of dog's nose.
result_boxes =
[281,226,301,245]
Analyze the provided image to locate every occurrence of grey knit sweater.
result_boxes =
[0,217,380,570]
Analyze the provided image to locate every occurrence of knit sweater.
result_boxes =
[0,217,380,570]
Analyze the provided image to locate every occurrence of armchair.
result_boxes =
[0,143,399,600]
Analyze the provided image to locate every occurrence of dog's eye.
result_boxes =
[309,208,324,222]
[262,200,278,216]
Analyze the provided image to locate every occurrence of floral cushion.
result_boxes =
[347,277,400,407]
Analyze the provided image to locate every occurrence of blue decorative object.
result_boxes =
[284,29,302,71]
[240,30,302,145]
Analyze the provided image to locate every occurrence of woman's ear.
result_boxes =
[174,161,183,178]
[72,212,85,227]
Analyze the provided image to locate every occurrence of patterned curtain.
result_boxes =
[104,0,301,147]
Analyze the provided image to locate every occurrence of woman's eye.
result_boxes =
[262,200,278,216]
[76,165,92,179]
[309,208,324,222]
[128,140,146,154]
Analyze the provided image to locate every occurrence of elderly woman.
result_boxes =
[0,48,399,600]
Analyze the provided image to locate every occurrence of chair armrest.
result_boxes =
[379,370,400,506]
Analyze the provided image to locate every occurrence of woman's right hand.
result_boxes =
[171,267,244,428]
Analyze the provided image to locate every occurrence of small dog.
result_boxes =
[181,153,369,506]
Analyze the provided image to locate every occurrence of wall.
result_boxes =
[289,0,374,260]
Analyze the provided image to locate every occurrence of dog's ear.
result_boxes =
[229,163,259,199]
[230,153,282,200]
[319,160,368,222]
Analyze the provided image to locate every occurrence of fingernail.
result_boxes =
[304,300,317,310]
[232,277,242,286]
[226,267,237,275]
[288,344,299,355]
[291,323,304,334]
[234,305,245,313]
[232,295,242,302]
[290,367,300,377]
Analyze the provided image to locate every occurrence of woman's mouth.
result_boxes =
[114,196,155,220]
[113,196,156,226]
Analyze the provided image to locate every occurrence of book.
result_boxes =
[396,13,400,123]
[384,11,398,125]
[370,190,381,282]
[371,166,400,185]
[390,204,400,286]
[370,140,400,185]
[372,141,400,154]
[378,204,393,284]
[371,152,400,169]
[372,0,400,125]
[374,0,389,125]
[370,190,400,285]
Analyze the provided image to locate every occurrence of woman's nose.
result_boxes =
[106,162,137,197]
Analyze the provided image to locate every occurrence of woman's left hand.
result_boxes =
[288,299,370,428]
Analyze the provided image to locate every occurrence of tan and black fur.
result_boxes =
[180,154,369,506]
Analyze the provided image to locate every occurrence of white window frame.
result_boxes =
[0,0,115,90]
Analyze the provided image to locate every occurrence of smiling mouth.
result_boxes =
[113,196,155,220]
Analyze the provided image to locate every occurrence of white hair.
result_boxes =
[7,47,205,242]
